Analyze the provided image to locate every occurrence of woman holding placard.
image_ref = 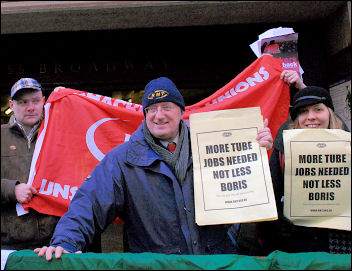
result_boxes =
[259,85,351,255]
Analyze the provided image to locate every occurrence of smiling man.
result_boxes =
[1,78,60,250]
[35,77,274,260]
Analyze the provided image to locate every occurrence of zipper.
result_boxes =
[15,122,32,150]
[27,138,31,150]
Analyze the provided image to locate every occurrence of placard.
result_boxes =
[190,107,277,225]
[283,129,351,231]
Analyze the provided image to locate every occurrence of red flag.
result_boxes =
[23,55,289,218]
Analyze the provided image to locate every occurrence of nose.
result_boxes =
[154,107,166,118]
[25,101,36,111]
[306,109,316,119]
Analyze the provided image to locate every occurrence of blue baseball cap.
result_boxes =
[11,78,42,99]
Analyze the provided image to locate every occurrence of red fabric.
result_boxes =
[264,43,279,54]
[167,143,177,153]
[279,151,285,175]
[23,55,290,220]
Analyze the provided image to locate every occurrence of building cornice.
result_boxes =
[1,1,347,34]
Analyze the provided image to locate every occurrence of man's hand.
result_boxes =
[256,118,273,150]
[280,70,306,90]
[15,183,37,204]
[53,86,66,92]
[34,246,82,261]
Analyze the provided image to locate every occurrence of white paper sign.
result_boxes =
[190,107,277,225]
[283,129,351,231]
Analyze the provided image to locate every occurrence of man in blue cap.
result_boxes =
[1,78,60,250]
[35,77,273,260]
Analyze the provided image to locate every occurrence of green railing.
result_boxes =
[5,250,351,270]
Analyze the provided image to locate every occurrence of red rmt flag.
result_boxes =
[22,55,289,220]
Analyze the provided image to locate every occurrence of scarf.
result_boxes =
[144,120,190,185]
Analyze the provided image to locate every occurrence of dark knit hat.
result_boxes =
[142,77,185,113]
[290,86,334,120]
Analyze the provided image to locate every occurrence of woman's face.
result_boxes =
[297,103,330,129]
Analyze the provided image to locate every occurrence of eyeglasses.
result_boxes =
[144,104,176,114]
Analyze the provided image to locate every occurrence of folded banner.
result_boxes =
[22,55,289,218]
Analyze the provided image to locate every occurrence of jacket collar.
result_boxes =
[8,115,16,128]
[8,115,43,139]
[126,123,161,167]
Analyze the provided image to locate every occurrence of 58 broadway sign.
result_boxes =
[20,55,289,219]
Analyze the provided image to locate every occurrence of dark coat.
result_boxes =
[50,124,238,255]
[1,115,60,250]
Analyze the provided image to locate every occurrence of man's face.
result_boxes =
[145,102,184,141]
[9,90,45,129]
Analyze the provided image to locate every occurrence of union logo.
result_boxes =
[147,89,169,100]
[316,143,326,148]
[86,118,131,161]
[222,132,232,137]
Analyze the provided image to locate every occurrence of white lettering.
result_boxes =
[125,134,131,142]
[87,93,102,101]
[69,187,78,200]
[126,102,140,111]
[113,99,127,107]
[52,183,70,199]
[259,66,269,80]
[235,82,249,92]
[246,72,264,86]
[205,99,218,106]
[217,91,232,103]
[283,62,297,68]
[38,179,78,200]
[229,88,237,96]
[39,179,54,195]
[101,96,112,105]
[77,93,144,112]
[200,66,271,109]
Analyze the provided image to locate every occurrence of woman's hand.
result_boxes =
[257,118,273,150]
[280,70,306,89]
